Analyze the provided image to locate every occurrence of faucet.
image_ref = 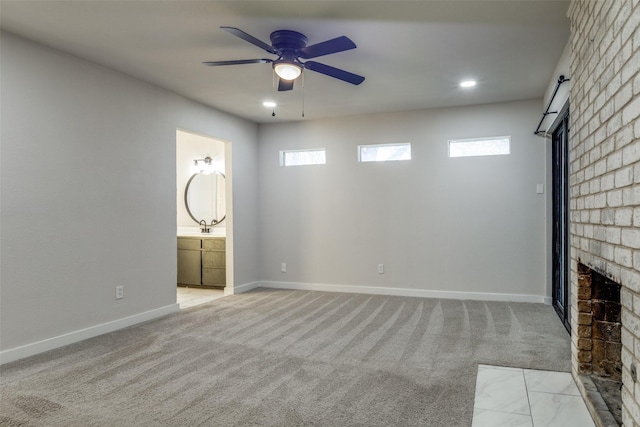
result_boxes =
[199,220,210,233]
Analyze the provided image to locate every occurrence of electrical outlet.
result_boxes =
[281,263,287,273]
[378,264,384,274]
[115,286,124,300]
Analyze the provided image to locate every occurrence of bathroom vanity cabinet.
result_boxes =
[177,236,226,288]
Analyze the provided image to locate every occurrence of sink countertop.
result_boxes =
[177,227,226,238]
[178,233,225,239]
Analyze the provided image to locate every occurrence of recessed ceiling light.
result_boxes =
[460,80,477,88]
[263,101,277,108]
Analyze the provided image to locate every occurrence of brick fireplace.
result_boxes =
[568,0,640,426]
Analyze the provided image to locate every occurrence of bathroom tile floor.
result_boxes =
[472,365,595,427]
[176,287,226,309]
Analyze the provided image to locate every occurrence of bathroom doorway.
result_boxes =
[176,129,231,308]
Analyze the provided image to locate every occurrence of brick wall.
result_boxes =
[568,0,640,425]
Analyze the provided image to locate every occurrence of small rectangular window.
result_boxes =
[280,148,326,166]
[358,142,411,162]
[448,136,511,158]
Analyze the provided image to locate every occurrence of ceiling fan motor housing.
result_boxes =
[270,30,308,56]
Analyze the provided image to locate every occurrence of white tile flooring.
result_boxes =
[176,286,226,309]
[472,365,596,427]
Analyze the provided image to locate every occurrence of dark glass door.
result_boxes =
[552,112,570,332]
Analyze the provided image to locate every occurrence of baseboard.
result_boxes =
[0,303,179,365]
[225,281,260,295]
[259,281,549,304]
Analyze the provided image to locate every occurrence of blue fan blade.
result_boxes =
[221,27,277,54]
[304,61,365,85]
[299,36,356,59]
[203,59,272,66]
[278,79,294,91]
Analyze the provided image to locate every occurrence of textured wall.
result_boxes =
[1,32,259,356]
[568,0,640,424]
[258,100,548,301]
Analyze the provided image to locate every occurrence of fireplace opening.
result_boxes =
[577,262,622,424]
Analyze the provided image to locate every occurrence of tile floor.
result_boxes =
[176,286,226,309]
[472,365,595,427]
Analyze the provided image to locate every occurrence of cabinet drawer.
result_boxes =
[178,238,201,250]
[202,268,226,285]
[202,251,226,268]
[202,238,225,250]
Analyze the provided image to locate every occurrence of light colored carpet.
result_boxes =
[0,289,571,426]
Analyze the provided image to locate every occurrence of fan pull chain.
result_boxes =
[301,72,305,118]
[271,70,277,117]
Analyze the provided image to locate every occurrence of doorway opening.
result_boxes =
[176,129,231,309]
[552,111,570,331]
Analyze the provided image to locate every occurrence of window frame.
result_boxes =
[448,136,511,158]
[279,148,327,167]
[357,142,412,163]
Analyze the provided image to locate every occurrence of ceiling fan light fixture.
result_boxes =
[274,61,302,81]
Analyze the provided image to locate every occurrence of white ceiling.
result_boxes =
[0,0,570,123]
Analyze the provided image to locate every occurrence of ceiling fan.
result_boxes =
[204,27,365,91]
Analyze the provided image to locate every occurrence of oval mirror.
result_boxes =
[184,171,226,225]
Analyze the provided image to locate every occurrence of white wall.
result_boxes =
[0,32,259,359]
[258,99,548,301]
